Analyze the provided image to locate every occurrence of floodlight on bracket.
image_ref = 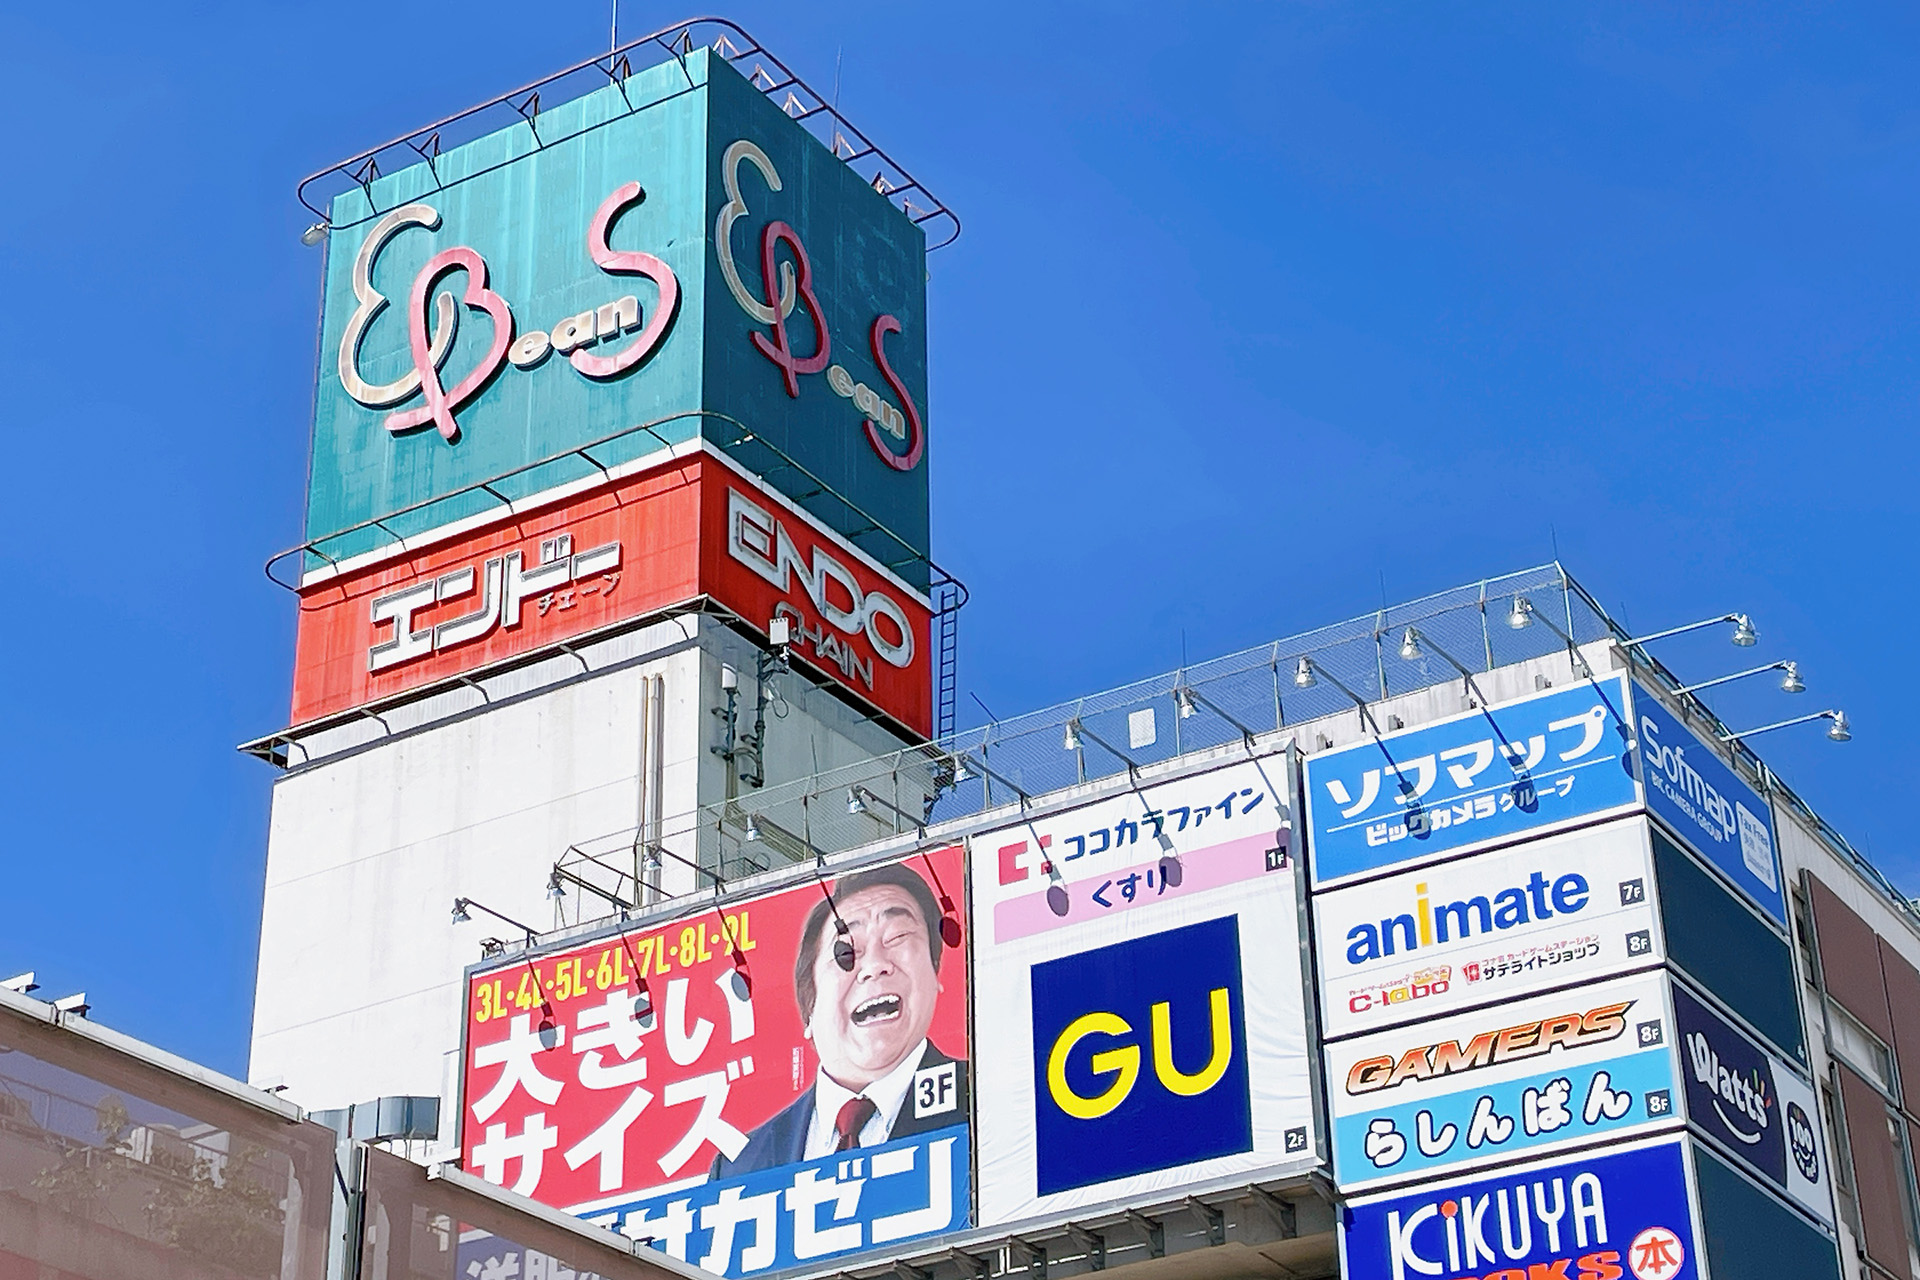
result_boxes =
[1171,684,1262,750]
[450,897,541,948]
[1623,613,1757,650]
[1721,709,1850,746]
[1291,655,1387,738]
[1506,595,1596,679]
[1677,660,1805,697]
[1398,626,1498,709]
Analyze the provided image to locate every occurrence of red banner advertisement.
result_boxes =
[287,450,933,734]
[458,848,969,1222]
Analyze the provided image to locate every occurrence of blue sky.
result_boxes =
[4,3,1916,1076]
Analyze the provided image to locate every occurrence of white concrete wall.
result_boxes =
[248,646,701,1122]
[248,614,925,1129]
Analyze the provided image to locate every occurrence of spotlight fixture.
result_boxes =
[1624,613,1761,651]
[1293,657,1316,689]
[950,754,972,783]
[1720,708,1851,747]
[1399,628,1423,661]
[847,788,867,816]
[832,920,856,971]
[1046,882,1070,917]
[1676,660,1807,698]
[1731,614,1758,647]
[451,899,472,925]
[744,815,762,843]
[300,221,330,246]
[1174,687,1197,719]
[546,872,565,901]
[1507,596,1534,630]
[1063,720,1082,752]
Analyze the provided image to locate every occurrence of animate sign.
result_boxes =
[1341,1137,1703,1280]
[305,52,932,582]
[1325,971,1679,1193]
[288,451,933,734]
[968,756,1319,1226]
[1306,678,1639,889]
[1314,820,1664,1039]
[1627,685,1784,929]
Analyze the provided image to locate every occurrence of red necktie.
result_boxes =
[833,1096,878,1151]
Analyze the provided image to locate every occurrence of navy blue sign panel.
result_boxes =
[1671,983,1834,1225]
[1306,677,1639,889]
[1029,916,1253,1195]
[1631,685,1786,929]
[1342,1137,1701,1280]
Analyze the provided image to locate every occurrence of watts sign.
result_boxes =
[307,49,931,585]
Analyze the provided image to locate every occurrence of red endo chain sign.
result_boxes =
[459,848,968,1219]
[287,451,933,734]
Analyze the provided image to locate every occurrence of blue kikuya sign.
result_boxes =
[1341,1137,1702,1280]
[1306,677,1640,889]
[1630,686,1785,928]
[597,1126,967,1277]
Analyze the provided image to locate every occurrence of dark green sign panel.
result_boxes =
[309,50,930,585]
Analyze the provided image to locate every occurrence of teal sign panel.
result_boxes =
[309,50,930,585]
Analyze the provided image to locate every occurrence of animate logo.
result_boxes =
[1343,871,1591,965]
[1346,1001,1632,1096]
[337,185,677,443]
[1029,917,1253,1193]
[714,140,924,471]
[1684,1029,1771,1144]
[726,488,914,688]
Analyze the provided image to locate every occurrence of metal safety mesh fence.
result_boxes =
[556,564,1609,903]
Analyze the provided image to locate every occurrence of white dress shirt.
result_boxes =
[801,1038,929,1159]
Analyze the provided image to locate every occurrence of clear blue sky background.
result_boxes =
[4,4,1915,1077]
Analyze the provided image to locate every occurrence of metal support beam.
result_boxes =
[1064,1225,1105,1271]
[1184,1197,1226,1247]
[1122,1210,1165,1260]
[1247,1184,1298,1238]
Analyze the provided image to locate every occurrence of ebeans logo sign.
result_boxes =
[336,186,678,443]
[714,139,923,472]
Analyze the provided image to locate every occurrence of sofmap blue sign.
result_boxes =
[1631,686,1785,928]
[1341,1138,1701,1280]
[1306,677,1639,888]
[1029,916,1254,1194]
[601,1126,967,1277]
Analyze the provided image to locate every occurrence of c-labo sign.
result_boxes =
[307,49,933,583]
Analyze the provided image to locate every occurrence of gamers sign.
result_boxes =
[335,138,922,471]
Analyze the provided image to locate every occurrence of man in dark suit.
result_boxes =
[712,863,969,1178]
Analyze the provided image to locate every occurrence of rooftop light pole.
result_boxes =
[1677,661,1805,697]
[1721,709,1850,746]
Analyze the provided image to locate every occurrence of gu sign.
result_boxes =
[306,49,932,586]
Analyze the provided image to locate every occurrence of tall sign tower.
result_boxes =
[245,25,958,1128]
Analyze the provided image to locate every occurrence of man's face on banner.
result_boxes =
[807,883,941,1090]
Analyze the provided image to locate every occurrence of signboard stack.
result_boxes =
[249,39,953,1165]
[458,750,1326,1277]
[1308,677,1845,1278]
